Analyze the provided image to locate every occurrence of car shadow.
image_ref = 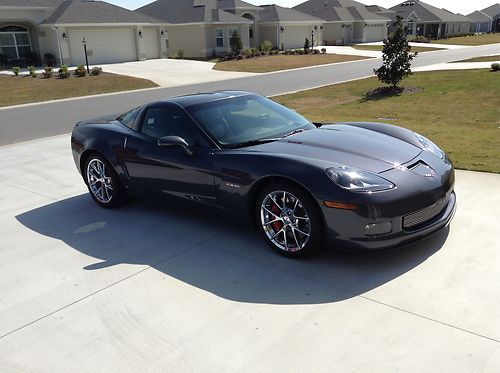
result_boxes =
[16,194,449,305]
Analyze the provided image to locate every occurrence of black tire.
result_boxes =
[256,182,323,258]
[83,154,126,208]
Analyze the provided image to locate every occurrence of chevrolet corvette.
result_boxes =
[71,91,456,257]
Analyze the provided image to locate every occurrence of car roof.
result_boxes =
[152,91,257,108]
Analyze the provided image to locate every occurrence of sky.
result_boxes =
[109,0,497,15]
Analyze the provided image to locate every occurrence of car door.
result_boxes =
[122,104,217,205]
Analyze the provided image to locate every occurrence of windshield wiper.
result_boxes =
[226,138,278,149]
[282,128,310,138]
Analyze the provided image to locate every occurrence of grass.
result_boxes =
[432,33,500,46]
[275,70,500,173]
[353,45,444,53]
[213,54,370,73]
[452,55,500,63]
[0,72,158,107]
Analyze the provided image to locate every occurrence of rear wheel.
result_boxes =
[257,183,323,257]
[84,154,125,208]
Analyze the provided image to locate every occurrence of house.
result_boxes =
[0,0,168,67]
[136,0,325,57]
[257,5,324,49]
[293,0,392,45]
[478,3,500,32]
[389,1,472,39]
[467,10,494,33]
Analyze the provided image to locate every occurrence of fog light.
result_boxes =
[365,222,392,236]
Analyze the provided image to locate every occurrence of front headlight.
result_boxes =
[326,166,395,193]
[414,132,444,159]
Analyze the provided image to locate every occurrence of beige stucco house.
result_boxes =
[477,3,500,32]
[0,0,169,67]
[293,0,392,45]
[136,0,326,57]
[389,1,472,39]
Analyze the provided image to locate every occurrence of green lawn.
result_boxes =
[275,70,500,173]
[353,45,443,53]
[0,72,157,107]
[432,33,500,46]
[452,55,500,63]
[213,54,370,73]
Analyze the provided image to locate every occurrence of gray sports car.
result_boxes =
[71,91,456,257]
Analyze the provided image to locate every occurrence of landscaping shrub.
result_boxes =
[174,49,184,59]
[90,66,103,76]
[321,48,327,54]
[230,31,243,57]
[28,66,36,78]
[43,53,55,67]
[58,64,70,79]
[12,66,20,76]
[41,66,53,79]
[409,35,430,43]
[312,49,320,54]
[374,16,417,88]
[260,40,273,52]
[74,64,87,77]
[304,38,310,54]
[491,63,500,72]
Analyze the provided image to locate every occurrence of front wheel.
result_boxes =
[257,183,323,258]
[84,154,125,208]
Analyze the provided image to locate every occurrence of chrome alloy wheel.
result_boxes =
[260,190,311,252]
[86,158,114,204]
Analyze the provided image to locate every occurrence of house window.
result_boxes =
[0,25,31,59]
[216,29,224,48]
[406,19,414,35]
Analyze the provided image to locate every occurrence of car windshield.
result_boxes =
[187,94,315,148]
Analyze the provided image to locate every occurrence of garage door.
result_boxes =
[68,28,137,65]
[143,27,160,60]
[283,26,311,49]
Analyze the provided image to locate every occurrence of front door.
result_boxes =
[123,104,217,205]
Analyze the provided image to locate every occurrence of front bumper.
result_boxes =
[323,190,456,251]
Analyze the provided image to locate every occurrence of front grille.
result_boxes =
[403,198,448,229]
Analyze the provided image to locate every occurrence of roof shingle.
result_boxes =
[259,4,323,23]
[390,1,471,23]
[43,0,164,24]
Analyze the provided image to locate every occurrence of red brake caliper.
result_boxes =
[271,204,283,232]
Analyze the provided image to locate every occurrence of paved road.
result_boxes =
[0,136,499,372]
[1,43,499,146]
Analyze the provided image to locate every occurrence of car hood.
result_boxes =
[244,124,422,173]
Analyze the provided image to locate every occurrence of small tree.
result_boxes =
[304,38,310,53]
[230,31,243,57]
[374,16,417,88]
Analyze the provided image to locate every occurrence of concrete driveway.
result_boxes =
[101,58,257,87]
[0,135,499,372]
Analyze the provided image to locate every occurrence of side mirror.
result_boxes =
[158,136,193,155]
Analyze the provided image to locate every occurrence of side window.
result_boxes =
[140,106,204,145]
[117,107,141,129]
[216,29,224,48]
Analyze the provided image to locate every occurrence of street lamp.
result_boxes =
[311,30,314,49]
[82,37,90,74]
